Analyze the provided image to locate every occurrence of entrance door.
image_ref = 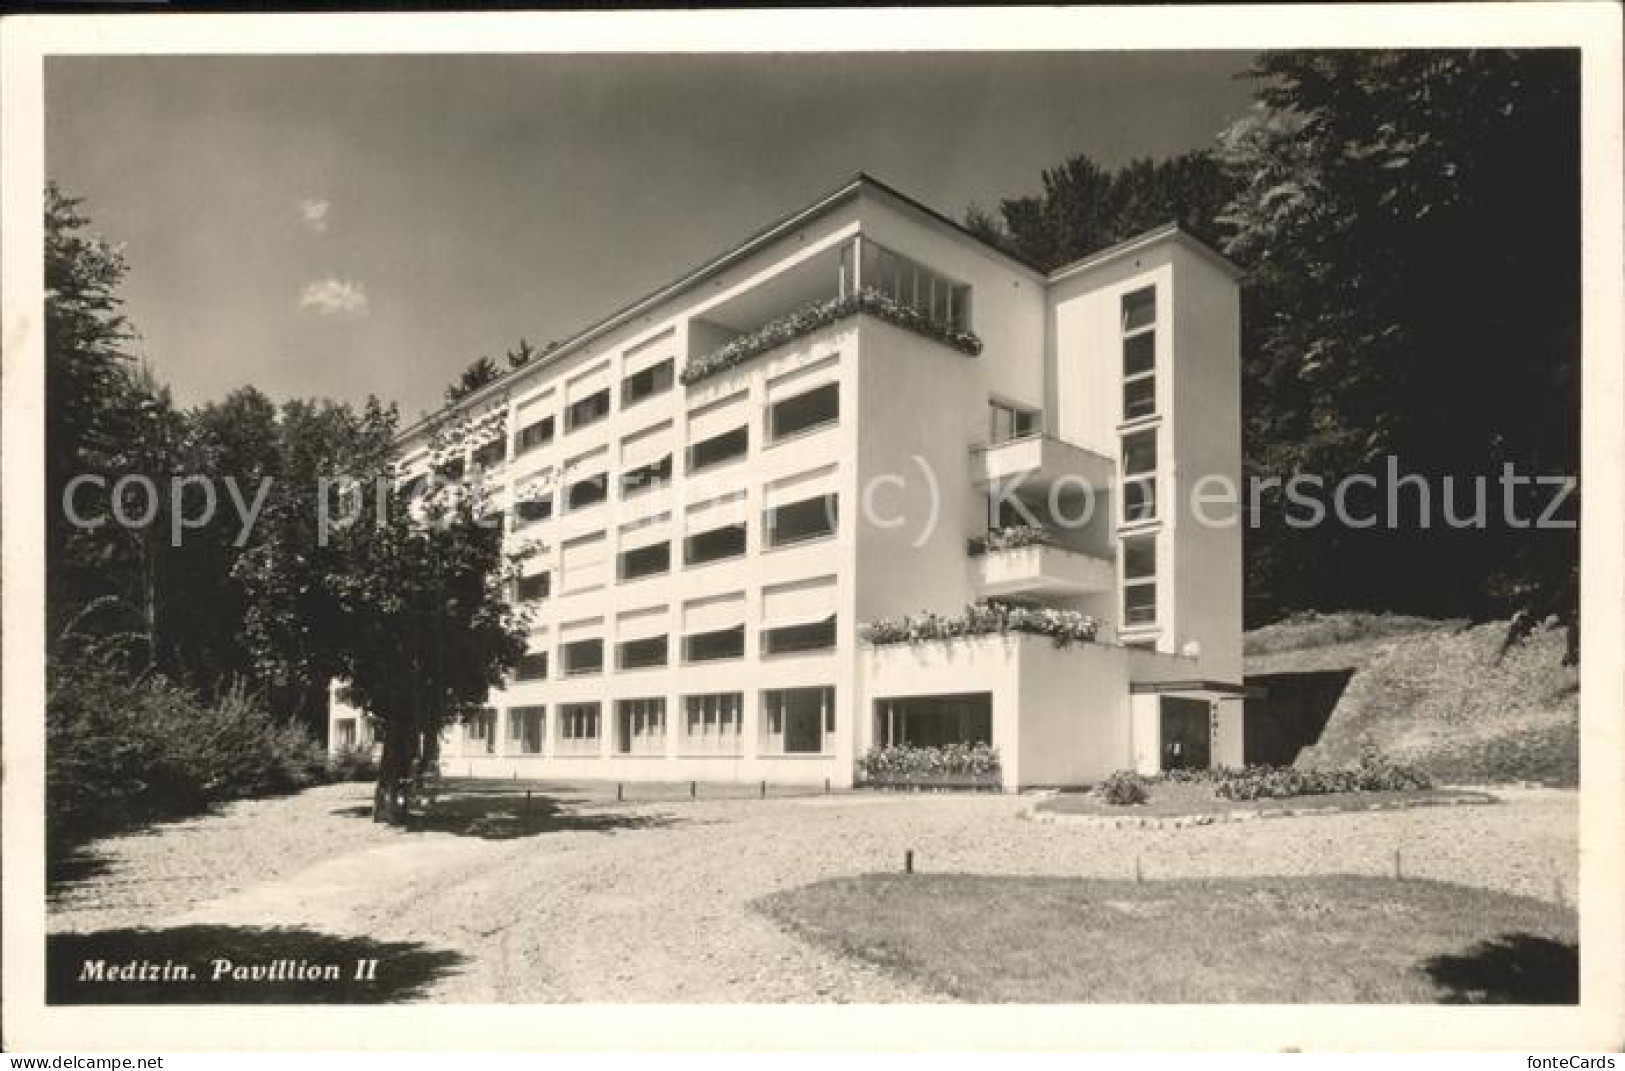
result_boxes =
[1160,697,1211,771]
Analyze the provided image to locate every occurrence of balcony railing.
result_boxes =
[967,526,1114,598]
[969,433,1114,494]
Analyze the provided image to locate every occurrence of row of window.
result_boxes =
[463,686,837,757]
[499,382,837,532]
[1120,286,1159,632]
[511,492,839,603]
[457,370,840,509]
[512,613,837,683]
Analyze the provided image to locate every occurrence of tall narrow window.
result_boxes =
[1122,286,1157,422]
[769,383,839,441]
[1122,429,1158,524]
[1123,535,1157,629]
[466,708,497,755]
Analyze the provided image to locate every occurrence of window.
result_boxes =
[989,401,1040,445]
[685,523,747,565]
[1122,430,1158,523]
[687,425,748,472]
[515,650,549,681]
[1123,535,1157,629]
[465,708,497,755]
[621,358,674,407]
[617,634,668,670]
[620,454,672,497]
[516,572,550,603]
[769,383,839,441]
[515,414,555,455]
[616,698,666,755]
[766,494,838,548]
[335,718,357,750]
[762,614,837,655]
[684,624,744,663]
[683,693,743,756]
[561,637,603,677]
[472,437,506,470]
[558,702,600,755]
[509,705,546,755]
[566,388,611,432]
[566,471,608,511]
[435,456,466,483]
[512,490,553,527]
[761,686,834,755]
[1122,286,1157,421]
[618,541,670,581]
[854,239,972,331]
[875,693,992,748]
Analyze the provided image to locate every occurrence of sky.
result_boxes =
[46,52,1256,421]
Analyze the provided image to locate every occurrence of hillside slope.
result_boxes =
[1244,613,1579,785]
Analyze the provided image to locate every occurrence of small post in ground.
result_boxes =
[905,849,914,874]
[824,777,831,795]
[1134,855,1143,883]
[616,782,623,802]
[523,790,532,824]
[760,780,766,799]
[1393,848,1403,881]
[690,780,697,800]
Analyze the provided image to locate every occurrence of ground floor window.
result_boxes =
[761,685,834,755]
[509,705,546,755]
[683,692,743,755]
[874,692,992,747]
[616,697,667,756]
[465,707,497,754]
[558,702,600,755]
[335,718,358,750]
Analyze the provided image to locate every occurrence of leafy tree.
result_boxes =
[233,395,400,736]
[965,151,1236,271]
[331,423,530,823]
[1217,50,1579,647]
[444,355,501,404]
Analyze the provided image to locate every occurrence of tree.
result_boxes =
[965,151,1236,271]
[1217,50,1580,645]
[330,421,531,823]
[444,356,501,404]
[233,395,400,736]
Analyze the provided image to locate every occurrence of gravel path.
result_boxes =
[49,783,1577,1002]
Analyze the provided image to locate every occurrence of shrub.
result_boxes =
[857,742,1001,782]
[47,647,329,860]
[327,746,381,783]
[1097,770,1150,806]
[861,600,1100,649]
[1211,754,1432,801]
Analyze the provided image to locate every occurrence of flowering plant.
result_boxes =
[681,286,983,386]
[857,742,1001,781]
[860,600,1101,649]
[966,525,1059,557]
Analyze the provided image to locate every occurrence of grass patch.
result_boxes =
[1035,782,1493,819]
[756,874,1576,1003]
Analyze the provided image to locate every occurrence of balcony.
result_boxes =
[968,526,1114,598]
[970,433,1114,496]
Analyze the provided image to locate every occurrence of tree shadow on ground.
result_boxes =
[1421,932,1578,1003]
[330,790,682,840]
[48,925,465,1003]
[48,849,114,899]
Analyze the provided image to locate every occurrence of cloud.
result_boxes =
[298,277,369,317]
[299,198,331,233]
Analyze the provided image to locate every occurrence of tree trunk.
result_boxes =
[372,727,420,825]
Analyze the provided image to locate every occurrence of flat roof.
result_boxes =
[400,173,1242,442]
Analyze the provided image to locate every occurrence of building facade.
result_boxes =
[329,174,1247,788]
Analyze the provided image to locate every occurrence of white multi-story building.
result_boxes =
[329,174,1247,789]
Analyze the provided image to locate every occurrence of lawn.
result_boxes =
[1035,781,1494,819]
[755,874,1577,1003]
